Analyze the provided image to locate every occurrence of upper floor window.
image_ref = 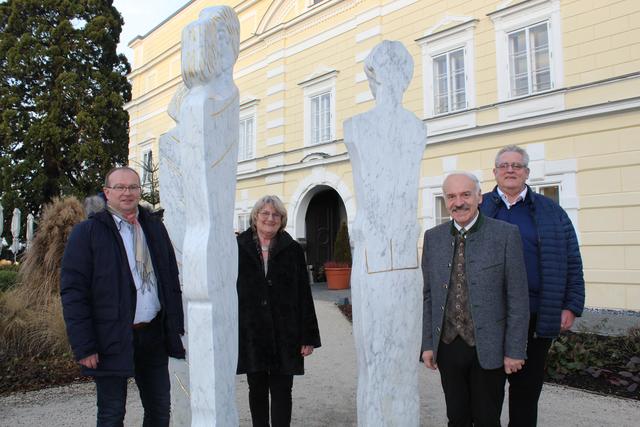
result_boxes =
[433,48,466,115]
[508,21,551,97]
[300,70,337,147]
[310,92,332,145]
[239,115,255,161]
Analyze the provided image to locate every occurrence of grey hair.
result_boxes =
[495,145,530,167]
[250,195,288,232]
[442,171,482,194]
[83,195,106,217]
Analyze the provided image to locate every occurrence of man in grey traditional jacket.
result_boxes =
[421,172,529,426]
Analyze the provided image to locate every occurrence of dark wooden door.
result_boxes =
[305,190,341,282]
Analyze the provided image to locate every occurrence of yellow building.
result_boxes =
[126,0,640,310]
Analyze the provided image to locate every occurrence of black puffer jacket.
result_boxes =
[236,229,321,375]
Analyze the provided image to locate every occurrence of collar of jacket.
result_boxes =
[489,184,537,210]
[449,211,484,237]
[237,228,295,258]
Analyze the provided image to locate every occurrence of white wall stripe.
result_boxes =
[266,83,286,96]
[355,25,381,43]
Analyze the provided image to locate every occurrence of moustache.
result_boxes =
[451,204,470,212]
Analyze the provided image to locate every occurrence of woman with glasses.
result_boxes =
[236,195,321,426]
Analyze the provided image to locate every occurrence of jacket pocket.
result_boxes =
[94,320,122,355]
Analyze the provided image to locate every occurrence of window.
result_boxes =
[417,17,477,134]
[238,116,255,161]
[300,70,337,147]
[433,48,466,115]
[237,213,251,233]
[490,0,564,115]
[434,195,450,225]
[508,22,551,97]
[310,92,331,145]
[141,150,153,186]
[531,183,559,204]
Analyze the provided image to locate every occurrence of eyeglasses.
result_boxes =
[259,211,282,220]
[496,162,527,171]
[107,185,142,193]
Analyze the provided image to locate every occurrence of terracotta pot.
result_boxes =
[325,267,351,290]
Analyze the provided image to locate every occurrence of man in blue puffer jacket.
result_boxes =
[61,167,185,426]
[480,145,585,427]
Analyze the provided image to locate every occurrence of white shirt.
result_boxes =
[112,214,161,324]
[497,186,528,210]
[454,212,479,233]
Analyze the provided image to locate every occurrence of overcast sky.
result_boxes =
[113,0,189,63]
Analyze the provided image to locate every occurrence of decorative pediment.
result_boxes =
[423,14,475,38]
[256,0,297,34]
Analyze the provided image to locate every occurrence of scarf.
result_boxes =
[107,205,156,294]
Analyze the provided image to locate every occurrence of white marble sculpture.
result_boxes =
[344,40,427,426]
[26,213,34,250]
[159,83,191,427]
[9,208,21,257]
[174,6,241,426]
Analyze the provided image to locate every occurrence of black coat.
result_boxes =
[236,229,321,375]
[60,206,186,377]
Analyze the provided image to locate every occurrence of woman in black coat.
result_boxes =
[237,195,321,427]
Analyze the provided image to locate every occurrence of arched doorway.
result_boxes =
[304,187,346,282]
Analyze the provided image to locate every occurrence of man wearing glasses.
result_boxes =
[61,166,185,426]
[480,145,585,426]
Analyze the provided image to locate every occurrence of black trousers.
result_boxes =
[246,371,294,427]
[507,315,552,427]
[437,337,506,427]
[95,316,170,427]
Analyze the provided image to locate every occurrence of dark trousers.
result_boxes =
[95,316,170,427]
[437,337,506,427]
[508,315,552,427]
[246,371,294,427]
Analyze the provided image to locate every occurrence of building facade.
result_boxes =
[125,0,640,310]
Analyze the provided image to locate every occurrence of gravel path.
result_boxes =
[1,298,639,426]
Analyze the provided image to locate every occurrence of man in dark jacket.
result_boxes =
[61,166,185,427]
[480,145,585,426]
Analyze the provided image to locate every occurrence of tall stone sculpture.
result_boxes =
[169,5,241,426]
[344,40,427,426]
[26,213,34,250]
[159,83,191,426]
[10,208,21,260]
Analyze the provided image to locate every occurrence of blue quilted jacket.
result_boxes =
[480,186,585,338]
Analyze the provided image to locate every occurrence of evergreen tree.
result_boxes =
[0,0,131,232]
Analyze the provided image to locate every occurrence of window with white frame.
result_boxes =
[141,149,153,187]
[508,21,551,97]
[490,0,563,103]
[300,70,337,147]
[238,115,255,161]
[417,18,477,131]
[434,195,450,225]
[310,92,331,145]
[433,48,467,115]
[530,183,559,204]
[237,213,251,233]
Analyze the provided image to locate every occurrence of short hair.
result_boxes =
[250,195,288,232]
[364,40,414,99]
[104,166,141,187]
[442,171,481,195]
[495,145,530,167]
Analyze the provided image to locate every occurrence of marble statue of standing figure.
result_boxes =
[344,40,427,426]
[177,6,240,425]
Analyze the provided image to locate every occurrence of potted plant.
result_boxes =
[324,221,352,290]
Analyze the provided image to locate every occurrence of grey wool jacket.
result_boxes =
[421,214,529,369]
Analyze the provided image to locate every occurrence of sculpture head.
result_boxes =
[364,40,413,104]
[181,6,240,88]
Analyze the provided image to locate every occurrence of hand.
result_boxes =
[422,350,437,370]
[561,309,576,331]
[79,353,99,369]
[504,357,524,374]
[301,345,314,357]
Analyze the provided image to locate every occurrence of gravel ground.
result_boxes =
[1,298,639,426]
